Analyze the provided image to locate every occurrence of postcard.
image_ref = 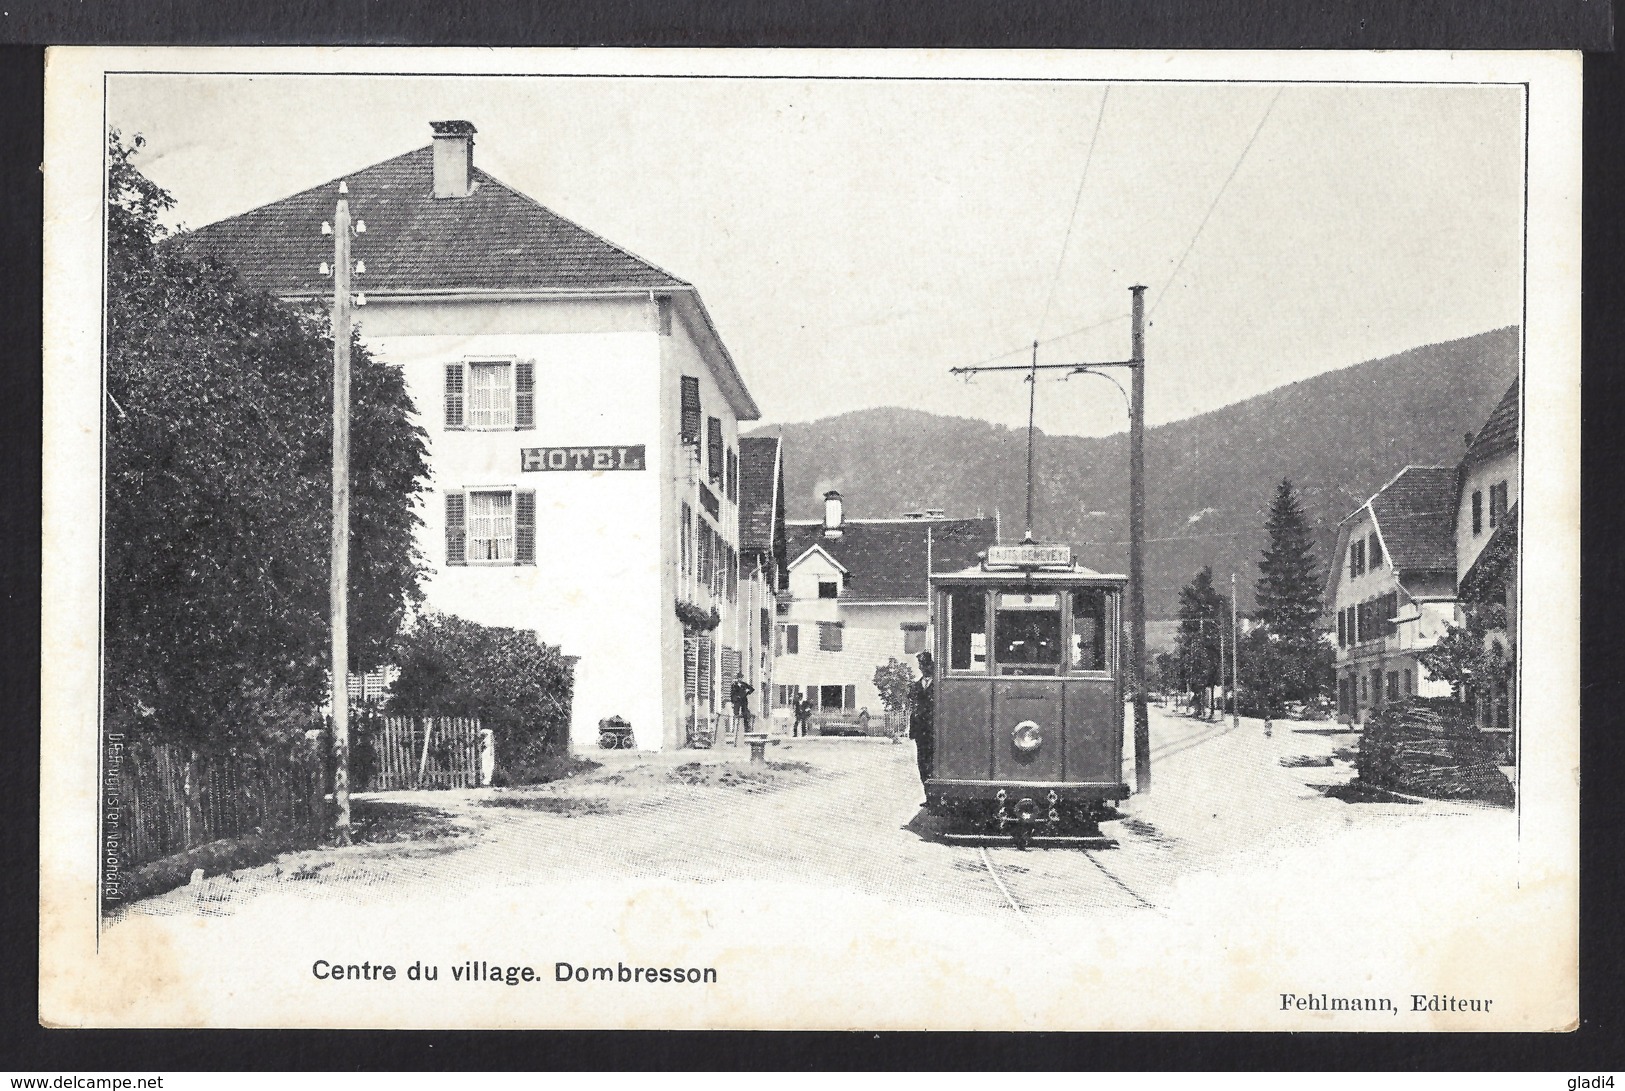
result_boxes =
[40,47,1579,1030]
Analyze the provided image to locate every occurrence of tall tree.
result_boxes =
[1253,479,1330,706]
[1255,480,1323,643]
[1176,567,1225,717]
[104,132,429,750]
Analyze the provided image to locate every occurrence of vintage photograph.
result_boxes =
[40,49,1579,1030]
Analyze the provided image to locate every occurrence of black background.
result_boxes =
[0,1,1619,1071]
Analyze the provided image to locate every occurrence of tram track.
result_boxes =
[1145,714,1239,763]
[973,713,1237,927]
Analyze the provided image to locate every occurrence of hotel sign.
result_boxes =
[986,543,1072,568]
[522,446,646,472]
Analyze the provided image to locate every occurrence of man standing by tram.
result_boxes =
[909,651,936,801]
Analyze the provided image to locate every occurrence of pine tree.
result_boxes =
[1253,479,1330,706]
[1256,480,1322,643]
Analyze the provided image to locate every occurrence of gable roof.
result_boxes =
[1367,466,1458,574]
[178,145,686,297]
[174,138,761,421]
[738,436,785,557]
[1463,378,1520,468]
[788,542,850,575]
[1326,466,1458,607]
[784,517,997,603]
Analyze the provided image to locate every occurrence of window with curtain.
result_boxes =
[467,490,515,561]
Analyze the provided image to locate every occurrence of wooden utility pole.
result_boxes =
[1128,285,1149,793]
[1230,572,1241,730]
[329,183,354,845]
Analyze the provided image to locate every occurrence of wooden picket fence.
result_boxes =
[117,737,326,871]
[362,716,483,791]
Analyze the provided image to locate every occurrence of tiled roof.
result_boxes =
[1368,466,1458,574]
[1463,379,1520,468]
[785,517,998,602]
[176,146,688,297]
[738,436,784,556]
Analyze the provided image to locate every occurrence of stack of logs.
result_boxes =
[1356,701,1514,806]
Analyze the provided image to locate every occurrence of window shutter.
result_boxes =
[707,417,723,484]
[1337,610,1346,647]
[786,625,799,655]
[680,377,701,446]
[444,363,465,429]
[445,491,467,565]
[761,608,771,646]
[515,489,536,565]
[514,359,536,430]
[698,635,713,703]
[726,449,738,502]
[844,684,856,710]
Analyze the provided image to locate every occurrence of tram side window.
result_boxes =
[994,592,1063,676]
[1071,589,1109,672]
[947,589,988,672]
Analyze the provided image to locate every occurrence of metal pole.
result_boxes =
[1025,341,1038,541]
[1129,285,1150,794]
[330,187,353,845]
[1230,572,1241,729]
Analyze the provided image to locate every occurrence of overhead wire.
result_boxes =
[1034,85,1112,343]
[954,85,1284,376]
[1149,86,1285,318]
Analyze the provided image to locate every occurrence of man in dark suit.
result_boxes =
[909,651,935,797]
[729,674,755,731]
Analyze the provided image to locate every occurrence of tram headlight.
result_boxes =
[1012,720,1043,752]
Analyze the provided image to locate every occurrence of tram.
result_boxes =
[925,541,1130,846]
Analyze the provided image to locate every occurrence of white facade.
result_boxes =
[357,292,757,751]
[1329,484,1459,723]
[193,124,769,755]
[772,509,994,722]
[1458,448,1518,581]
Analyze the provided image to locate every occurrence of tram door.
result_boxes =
[934,584,1121,783]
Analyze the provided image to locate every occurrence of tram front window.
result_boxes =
[947,589,988,671]
[994,592,1062,675]
[1071,589,1109,672]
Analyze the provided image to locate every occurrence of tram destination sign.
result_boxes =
[522,445,646,472]
[985,543,1072,568]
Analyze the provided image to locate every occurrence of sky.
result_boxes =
[107,72,1525,437]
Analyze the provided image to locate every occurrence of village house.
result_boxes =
[718,435,789,735]
[772,492,996,727]
[1326,466,1461,724]
[184,121,766,751]
[1454,378,1520,756]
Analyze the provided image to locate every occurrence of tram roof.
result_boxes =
[930,563,1127,586]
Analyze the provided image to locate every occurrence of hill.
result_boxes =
[749,327,1519,619]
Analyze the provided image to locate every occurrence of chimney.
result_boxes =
[823,491,844,538]
[430,120,477,199]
